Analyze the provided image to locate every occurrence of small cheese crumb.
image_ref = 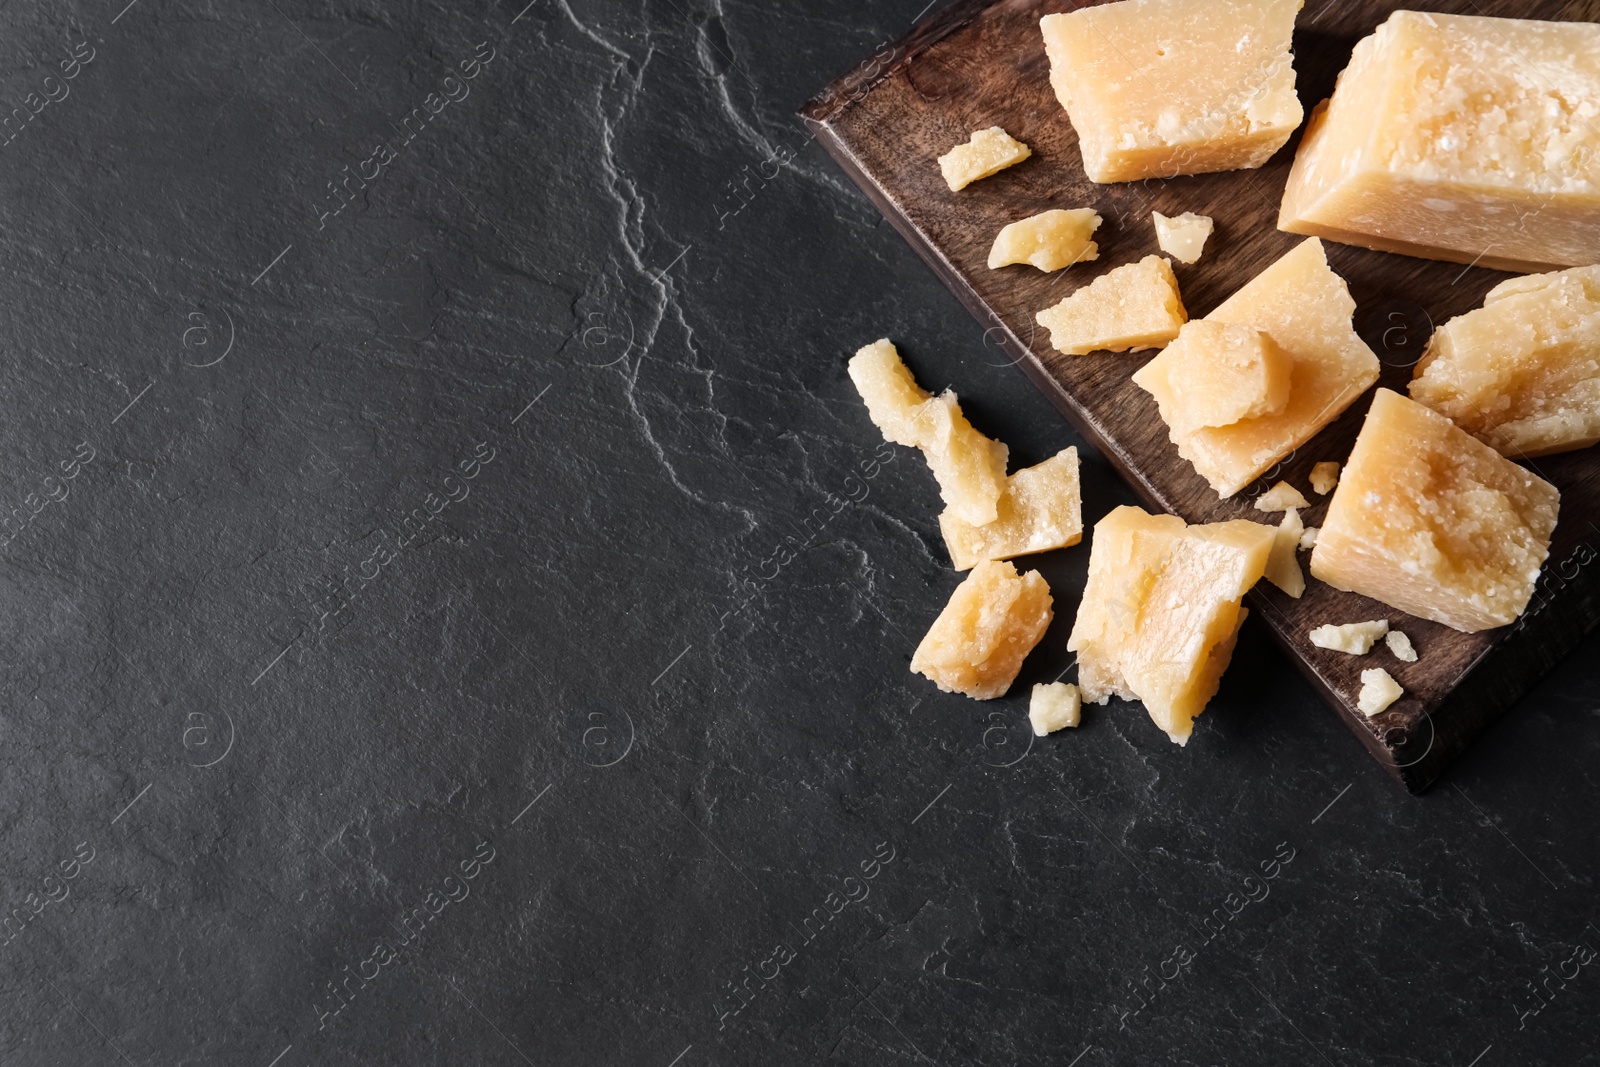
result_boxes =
[1263,508,1305,598]
[1255,481,1310,512]
[1358,668,1404,717]
[938,127,1031,191]
[1310,461,1341,495]
[988,209,1102,272]
[1309,619,1390,655]
[1153,212,1215,264]
[1299,526,1320,551]
[1029,682,1082,735]
[1036,255,1188,355]
[1385,630,1418,663]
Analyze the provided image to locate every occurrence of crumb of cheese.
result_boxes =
[939,127,1031,191]
[1309,619,1389,655]
[1029,682,1082,735]
[988,209,1101,272]
[1299,526,1320,551]
[1358,668,1404,717]
[1263,508,1305,598]
[1153,211,1215,264]
[1385,630,1418,663]
[1255,481,1310,512]
[1310,461,1341,495]
[1036,255,1188,355]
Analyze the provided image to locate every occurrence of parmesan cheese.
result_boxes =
[989,209,1102,272]
[1153,212,1215,265]
[1030,682,1083,734]
[911,561,1054,700]
[940,448,1083,571]
[1309,619,1389,655]
[1358,668,1404,717]
[1036,256,1188,356]
[939,127,1032,191]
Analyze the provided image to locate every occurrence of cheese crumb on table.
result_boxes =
[1254,481,1309,512]
[1036,255,1187,356]
[988,209,1102,272]
[911,561,1053,700]
[1310,461,1341,495]
[1410,266,1600,458]
[1029,682,1082,735]
[940,447,1082,571]
[938,127,1032,191]
[1386,630,1418,663]
[1153,212,1215,265]
[1263,508,1305,598]
[1299,526,1320,551]
[1358,668,1404,717]
[1309,619,1389,655]
[1141,321,1290,435]
[1310,389,1561,633]
[1040,0,1304,183]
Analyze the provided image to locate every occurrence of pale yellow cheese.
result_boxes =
[1069,506,1188,704]
[1153,212,1215,264]
[1310,389,1561,633]
[1299,526,1320,551]
[1386,630,1418,663]
[940,448,1082,571]
[1131,238,1380,498]
[1309,619,1389,655]
[1263,508,1305,598]
[1150,321,1291,435]
[1040,0,1305,184]
[939,127,1032,191]
[1029,682,1082,734]
[848,339,932,447]
[1410,266,1600,458]
[1279,12,1600,273]
[1037,256,1187,355]
[989,209,1102,272]
[1254,481,1309,512]
[1310,461,1341,495]
[1358,668,1404,717]
[911,561,1053,700]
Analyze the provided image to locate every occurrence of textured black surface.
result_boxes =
[0,1,1596,1065]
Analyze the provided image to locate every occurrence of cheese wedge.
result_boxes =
[911,560,1053,700]
[1037,256,1187,355]
[988,209,1102,272]
[939,448,1082,571]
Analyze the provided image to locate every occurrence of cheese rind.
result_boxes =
[1310,389,1561,633]
[1037,256,1188,356]
[989,209,1102,272]
[1279,12,1600,273]
[940,448,1083,571]
[1030,682,1083,734]
[1309,619,1389,655]
[1040,0,1305,183]
[911,561,1053,700]
[1410,266,1600,458]
[939,127,1032,191]
[1153,212,1215,265]
[1358,668,1404,717]
[1155,321,1291,435]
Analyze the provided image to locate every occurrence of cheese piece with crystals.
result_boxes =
[1410,266,1600,458]
[940,448,1082,571]
[1311,390,1561,633]
[911,561,1053,700]
[939,127,1031,191]
[1040,0,1305,183]
[848,339,933,447]
[1131,239,1380,497]
[1358,668,1404,717]
[1264,508,1305,598]
[1141,321,1290,435]
[1030,682,1082,735]
[1386,630,1418,663]
[1310,461,1340,495]
[1037,256,1187,355]
[1279,12,1600,273]
[1068,507,1275,745]
[1254,481,1309,512]
[989,209,1101,272]
[1309,619,1389,655]
[1153,212,1215,265]
[1299,526,1319,551]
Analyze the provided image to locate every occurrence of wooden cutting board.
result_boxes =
[801,0,1600,792]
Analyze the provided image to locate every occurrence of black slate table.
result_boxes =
[1,1,1596,1065]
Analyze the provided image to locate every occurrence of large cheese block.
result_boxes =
[1040,0,1305,184]
[1279,12,1600,273]
[911,560,1053,700]
[1410,266,1600,458]
[1310,390,1561,633]
[1132,238,1380,498]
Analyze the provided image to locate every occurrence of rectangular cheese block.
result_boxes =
[1036,255,1187,355]
[1279,12,1600,273]
[1040,0,1305,184]
[1132,238,1380,498]
[940,447,1082,571]
[911,560,1053,700]
[1410,266,1600,458]
[1310,389,1561,633]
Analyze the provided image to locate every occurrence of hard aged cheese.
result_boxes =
[1358,668,1404,717]
[1310,390,1561,633]
[1037,256,1187,356]
[1386,630,1418,663]
[1410,266,1600,458]
[1153,212,1215,264]
[911,561,1053,700]
[989,209,1102,272]
[1309,619,1389,655]
[1030,682,1082,735]
[1132,238,1380,498]
[1310,461,1341,495]
[1254,480,1310,512]
[939,127,1032,191]
[1139,321,1290,436]
[940,448,1082,571]
[848,339,932,447]
[1279,12,1600,273]
[1040,0,1305,183]
[1264,508,1305,598]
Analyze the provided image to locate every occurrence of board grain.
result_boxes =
[802,0,1600,792]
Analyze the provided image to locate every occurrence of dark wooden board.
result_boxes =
[802,0,1600,792]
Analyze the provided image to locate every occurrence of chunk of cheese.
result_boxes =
[1310,461,1340,495]
[1037,256,1187,355]
[1279,12,1600,273]
[1410,266,1600,458]
[989,209,1102,272]
[1153,212,1215,264]
[848,339,933,447]
[1310,389,1561,633]
[1386,630,1418,663]
[1030,682,1082,734]
[1264,508,1305,598]
[1309,619,1389,655]
[1254,481,1310,512]
[1131,238,1380,498]
[911,560,1053,700]
[940,447,1082,571]
[1152,321,1291,435]
[1358,668,1404,717]
[939,127,1032,191]
[1040,0,1305,184]
[1299,526,1320,551]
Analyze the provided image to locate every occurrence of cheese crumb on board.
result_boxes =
[1310,462,1341,495]
[1299,526,1320,551]
[1145,321,1290,435]
[1410,266,1600,458]
[1068,507,1275,745]
[1311,389,1561,633]
[940,447,1082,571]
[1029,682,1082,735]
[1040,0,1305,183]
[938,127,1032,191]
[1279,12,1600,273]
[1153,212,1215,265]
[911,560,1053,700]
[1386,630,1418,663]
[848,339,934,447]
[1358,668,1404,717]
[1129,238,1380,498]
[1036,256,1188,356]
[1253,481,1310,512]
[988,209,1102,272]
[1309,619,1389,655]
[1264,508,1305,598]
